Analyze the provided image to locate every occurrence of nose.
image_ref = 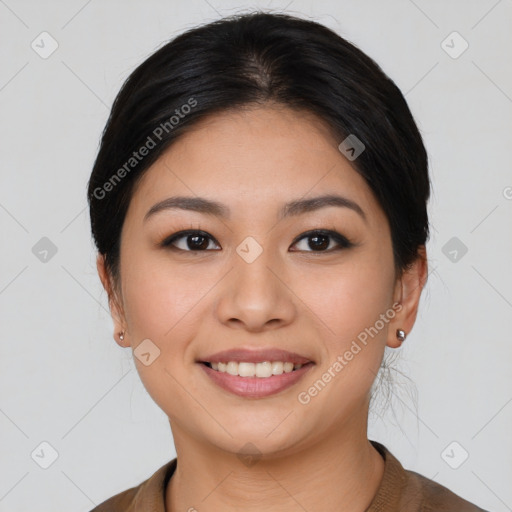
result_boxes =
[214,244,296,332]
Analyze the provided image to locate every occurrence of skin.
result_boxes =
[97,104,428,512]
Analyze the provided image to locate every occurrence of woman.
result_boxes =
[87,11,489,512]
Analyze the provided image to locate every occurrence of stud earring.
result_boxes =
[118,331,125,341]
[396,329,406,342]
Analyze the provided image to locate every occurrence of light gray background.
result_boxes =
[1,0,511,511]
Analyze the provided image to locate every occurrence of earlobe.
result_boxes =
[387,246,428,349]
[96,253,128,347]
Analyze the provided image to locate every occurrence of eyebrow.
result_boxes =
[144,194,367,223]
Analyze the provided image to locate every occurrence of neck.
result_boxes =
[166,418,385,512]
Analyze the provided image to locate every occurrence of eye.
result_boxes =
[161,230,221,252]
[290,229,354,252]
[161,228,353,253]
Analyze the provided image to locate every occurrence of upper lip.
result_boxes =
[198,348,313,365]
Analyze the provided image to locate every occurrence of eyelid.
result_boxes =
[162,229,221,251]
[290,229,353,250]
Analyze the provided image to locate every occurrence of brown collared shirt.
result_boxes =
[90,441,489,511]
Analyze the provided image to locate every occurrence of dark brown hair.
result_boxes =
[87,11,430,286]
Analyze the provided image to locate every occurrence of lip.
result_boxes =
[199,361,315,398]
[198,348,313,365]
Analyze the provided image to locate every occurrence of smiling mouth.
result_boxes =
[200,361,313,378]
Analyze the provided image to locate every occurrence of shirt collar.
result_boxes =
[124,440,404,511]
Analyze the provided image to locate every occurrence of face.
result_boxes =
[98,105,426,458]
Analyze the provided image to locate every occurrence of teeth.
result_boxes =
[207,361,304,378]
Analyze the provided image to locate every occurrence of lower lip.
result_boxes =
[198,362,314,398]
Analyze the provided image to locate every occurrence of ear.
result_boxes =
[96,253,128,347]
[387,245,428,348]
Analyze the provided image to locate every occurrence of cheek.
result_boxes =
[121,250,202,339]
[302,254,395,342]
[119,254,199,411]
[296,256,395,412]
[119,250,217,397]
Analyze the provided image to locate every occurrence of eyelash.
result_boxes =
[160,229,354,254]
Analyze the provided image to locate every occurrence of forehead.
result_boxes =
[126,106,385,227]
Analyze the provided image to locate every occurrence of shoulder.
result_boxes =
[369,441,490,512]
[401,467,490,512]
[89,458,177,512]
[90,486,138,512]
